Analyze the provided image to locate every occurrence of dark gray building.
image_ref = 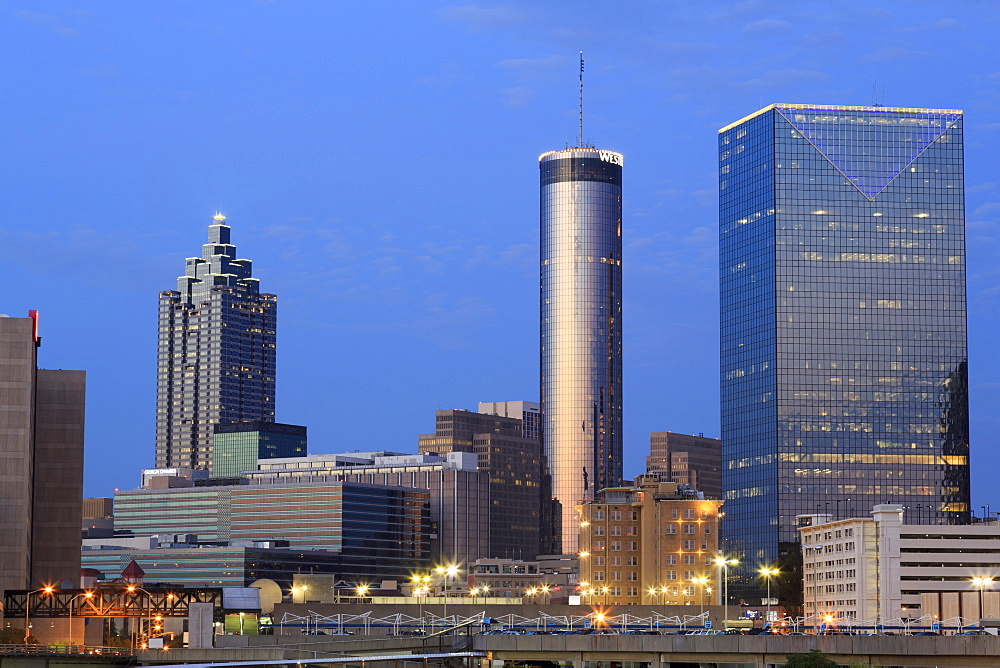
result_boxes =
[539,147,624,554]
[0,312,85,590]
[419,409,546,560]
[212,421,306,478]
[719,104,971,591]
[155,214,277,472]
[646,432,722,500]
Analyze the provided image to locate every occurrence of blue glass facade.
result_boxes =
[540,148,623,554]
[719,105,971,592]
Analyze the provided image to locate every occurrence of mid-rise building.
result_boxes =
[250,451,488,565]
[540,147,624,554]
[418,409,545,560]
[113,479,429,564]
[646,432,722,500]
[212,421,306,478]
[800,505,1000,623]
[0,312,85,590]
[155,214,277,472]
[478,401,541,440]
[576,480,723,607]
[719,105,971,594]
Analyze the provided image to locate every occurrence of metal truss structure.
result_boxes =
[3,588,223,618]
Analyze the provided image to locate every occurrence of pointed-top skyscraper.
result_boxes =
[719,104,971,597]
[155,214,277,472]
[539,71,624,552]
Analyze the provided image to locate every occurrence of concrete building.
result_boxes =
[156,214,277,472]
[0,311,85,591]
[212,421,306,478]
[800,505,1000,623]
[720,105,971,599]
[478,401,541,440]
[540,146,624,555]
[250,451,488,565]
[576,479,723,607]
[418,409,546,560]
[646,432,722,500]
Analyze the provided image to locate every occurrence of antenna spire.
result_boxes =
[578,51,584,147]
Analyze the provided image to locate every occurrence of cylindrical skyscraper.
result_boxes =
[540,147,623,554]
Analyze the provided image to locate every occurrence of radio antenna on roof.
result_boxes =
[578,51,584,147]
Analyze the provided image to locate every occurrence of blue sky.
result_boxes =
[3,1,999,509]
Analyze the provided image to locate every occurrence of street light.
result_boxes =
[714,555,739,630]
[68,591,95,646]
[126,585,154,648]
[24,586,55,643]
[972,577,993,624]
[356,584,370,601]
[692,576,710,622]
[759,567,780,627]
[434,565,460,626]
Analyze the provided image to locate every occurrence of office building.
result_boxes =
[576,479,723,606]
[800,506,1000,623]
[155,214,277,472]
[250,451,489,565]
[212,421,306,478]
[719,105,971,590]
[646,432,722,500]
[478,401,541,440]
[0,312,85,590]
[114,479,429,562]
[82,544,415,589]
[540,147,624,554]
[418,409,545,560]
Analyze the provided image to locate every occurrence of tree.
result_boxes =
[0,627,33,644]
[785,649,838,667]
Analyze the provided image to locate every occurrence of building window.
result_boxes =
[594,571,605,581]
[683,509,696,519]
[610,526,622,536]
[627,556,638,566]
[611,571,621,581]
[682,540,696,551]
[665,570,677,580]
[665,524,677,534]
[594,526,605,536]
[626,571,638,581]
[594,556,605,566]
[626,526,637,535]
[594,510,605,521]
[627,541,637,551]
[683,524,696,534]
[610,510,622,521]
[627,586,638,597]
[610,541,622,551]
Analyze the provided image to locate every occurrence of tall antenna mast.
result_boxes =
[578,51,584,147]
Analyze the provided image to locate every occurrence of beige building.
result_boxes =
[0,312,85,591]
[576,479,723,606]
[800,505,1000,623]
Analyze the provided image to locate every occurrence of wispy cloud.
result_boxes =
[13,10,77,37]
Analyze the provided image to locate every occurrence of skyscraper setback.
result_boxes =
[540,147,623,554]
[719,105,971,582]
[155,215,277,472]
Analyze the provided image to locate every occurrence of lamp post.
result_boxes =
[24,586,55,643]
[972,577,993,625]
[411,574,431,633]
[714,555,738,630]
[435,565,459,627]
[692,576,710,622]
[126,585,155,649]
[68,591,95,646]
[759,567,780,628]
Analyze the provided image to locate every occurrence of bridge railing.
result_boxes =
[0,644,136,657]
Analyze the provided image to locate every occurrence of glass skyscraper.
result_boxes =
[155,214,277,471]
[540,147,623,554]
[719,105,971,584]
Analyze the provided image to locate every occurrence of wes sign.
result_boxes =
[598,150,624,166]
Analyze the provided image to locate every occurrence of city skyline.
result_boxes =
[3,2,1000,508]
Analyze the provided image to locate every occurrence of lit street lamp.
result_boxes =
[714,555,739,630]
[972,577,994,624]
[435,564,459,626]
[759,567,780,627]
[68,591,95,646]
[24,586,55,643]
[692,576,710,622]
